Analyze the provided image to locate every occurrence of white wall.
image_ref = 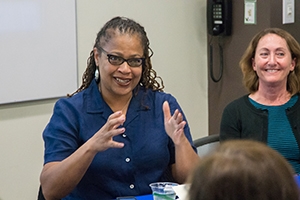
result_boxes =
[0,1,207,199]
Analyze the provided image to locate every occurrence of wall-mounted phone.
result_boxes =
[207,0,232,36]
[207,0,232,82]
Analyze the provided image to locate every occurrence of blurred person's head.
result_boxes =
[188,140,299,200]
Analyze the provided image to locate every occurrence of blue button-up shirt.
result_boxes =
[43,80,195,199]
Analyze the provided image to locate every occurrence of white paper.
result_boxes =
[172,184,190,200]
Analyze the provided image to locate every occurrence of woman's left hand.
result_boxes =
[163,101,186,144]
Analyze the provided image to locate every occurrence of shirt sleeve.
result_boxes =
[42,98,81,164]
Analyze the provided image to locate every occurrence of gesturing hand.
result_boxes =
[90,111,126,152]
[163,101,186,144]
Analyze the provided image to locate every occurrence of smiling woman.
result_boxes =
[93,32,144,110]
[220,28,300,174]
[39,16,199,199]
[252,34,295,96]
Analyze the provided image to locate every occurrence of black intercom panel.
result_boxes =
[207,0,232,36]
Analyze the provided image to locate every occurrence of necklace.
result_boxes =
[120,95,132,114]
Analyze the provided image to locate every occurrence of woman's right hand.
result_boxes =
[88,111,126,152]
[40,111,127,200]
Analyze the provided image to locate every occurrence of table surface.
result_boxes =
[136,194,152,200]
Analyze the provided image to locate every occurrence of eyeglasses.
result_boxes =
[97,46,145,67]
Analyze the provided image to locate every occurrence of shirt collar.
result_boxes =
[84,80,150,114]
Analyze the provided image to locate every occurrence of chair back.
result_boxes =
[193,134,220,157]
[37,186,45,200]
[37,186,61,200]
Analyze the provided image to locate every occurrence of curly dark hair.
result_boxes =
[68,16,164,97]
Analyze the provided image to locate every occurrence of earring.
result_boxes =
[94,68,99,82]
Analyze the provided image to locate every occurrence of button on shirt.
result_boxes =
[43,80,195,199]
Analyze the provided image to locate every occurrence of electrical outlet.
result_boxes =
[282,0,295,24]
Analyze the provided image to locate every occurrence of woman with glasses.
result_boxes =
[40,16,199,200]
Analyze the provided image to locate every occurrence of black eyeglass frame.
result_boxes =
[97,46,145,67]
